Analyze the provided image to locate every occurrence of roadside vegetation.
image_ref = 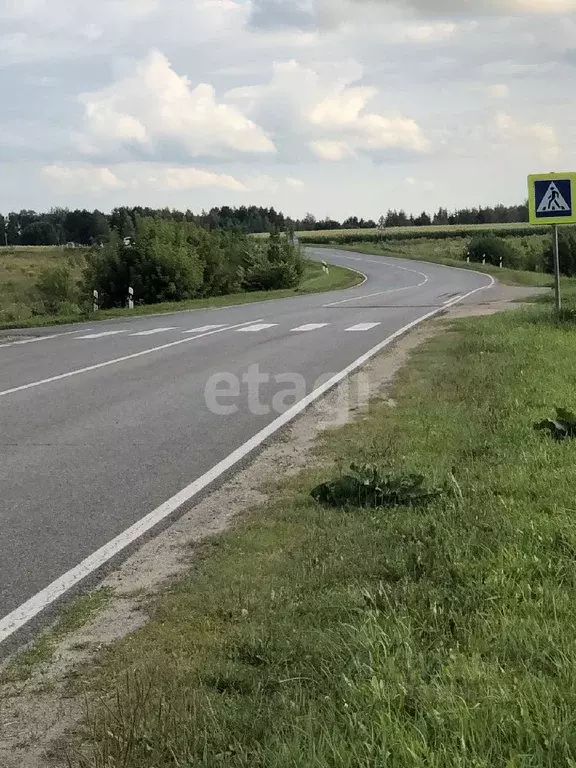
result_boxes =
[0,245,360,330]
[69,300,576,767]
[0,220,306,329]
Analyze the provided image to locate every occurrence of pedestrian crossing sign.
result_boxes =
[528,172,576,225]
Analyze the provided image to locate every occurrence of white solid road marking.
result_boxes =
[0,330,93,350]
[75,330,129,340]
[182,325,227,334]
[443,295,462,305]
[0,319,262,400]
[129,327,179,337]
[346,323,381,332]
[290,323,330,332]
[0,273,496,646]
[236,323,278,333]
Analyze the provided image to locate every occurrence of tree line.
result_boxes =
[0,202,531,247]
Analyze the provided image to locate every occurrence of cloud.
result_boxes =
[286,177,305,188]
[76,50,276,161]
[310,140,356,160]
[492,112,560,161]
[400,0,576,13]
[488,83,510,99]
[154,167,247,191]
[248,0,576,30]
[228,59,430,161]
[42,164,124,191]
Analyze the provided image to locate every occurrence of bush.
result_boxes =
[82,219,304,308]
[466,233,519,267]
[35,266,76,313]
[544,228,576,276]
[241,233,304,292]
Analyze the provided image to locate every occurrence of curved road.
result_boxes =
[0,248,497,651]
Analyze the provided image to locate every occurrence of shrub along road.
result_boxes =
[0,249,500,653]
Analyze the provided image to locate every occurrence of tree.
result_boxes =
[21,221,58,245]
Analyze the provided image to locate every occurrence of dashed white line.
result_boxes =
[346,323,381,332]
[75,330,129,340]
[129,327,179,337]
[0,274,496,646]
[0,319,262,399]
[0,330,93,350]
[236,323,278,333]
[182,325,227,334]
[290,323,330,333]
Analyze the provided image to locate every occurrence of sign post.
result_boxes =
[528,171,576,312]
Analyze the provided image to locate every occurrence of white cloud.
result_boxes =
[42,164,123,191]
[401,0,576,14]
[228,59,430,161]
[401,23,459,42]
[77,50,276,160]
[155,167,247,191]
[286,177,305,188]
[492,112,560,161]
[488,83,510,99]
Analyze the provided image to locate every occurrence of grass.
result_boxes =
[70,302,576,767]
[0,257,362,330]
[0,245,88,326]
[1,588,113,684]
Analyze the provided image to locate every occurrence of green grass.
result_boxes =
[0,245,88,326]
[2,588,113,684]
[71,303,576,767]
[0,258,362,330]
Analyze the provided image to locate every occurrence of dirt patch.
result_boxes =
[0,291,537,768]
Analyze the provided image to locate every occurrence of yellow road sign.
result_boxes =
[528,172,576,225]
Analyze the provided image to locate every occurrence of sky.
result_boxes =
[0,0,575,220]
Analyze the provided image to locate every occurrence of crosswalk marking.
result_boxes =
[291,323,330,333]
[236,323,279,333]
[182,325,228,334]
[130,327,179,337]
[345,323,381,332]
[75,330,129,340]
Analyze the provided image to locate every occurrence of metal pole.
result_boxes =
[553,224,561,312]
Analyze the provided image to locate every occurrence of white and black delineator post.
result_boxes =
[553,224,561,312]
[93,289,99,313]
[322,260,329,274]
[128,286,134,310]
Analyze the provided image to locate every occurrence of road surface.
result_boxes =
[0,248,498,651]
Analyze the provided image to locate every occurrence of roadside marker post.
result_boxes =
[128,286,134,310]
[93,289,99,313]
[528,172,576,312]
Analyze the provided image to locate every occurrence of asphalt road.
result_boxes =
[0,248,499,648]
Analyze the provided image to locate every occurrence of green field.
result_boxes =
[296,222,533,239]
[68,301,576,767]
[0,246,362,330]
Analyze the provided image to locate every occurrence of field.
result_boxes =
[296,222,534,240]
[0,245,88,325]
[63,299,576,767]
[0,246,362,330]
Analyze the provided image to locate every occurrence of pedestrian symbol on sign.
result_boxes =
[537,182,571,214]
[532,177,573,220]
